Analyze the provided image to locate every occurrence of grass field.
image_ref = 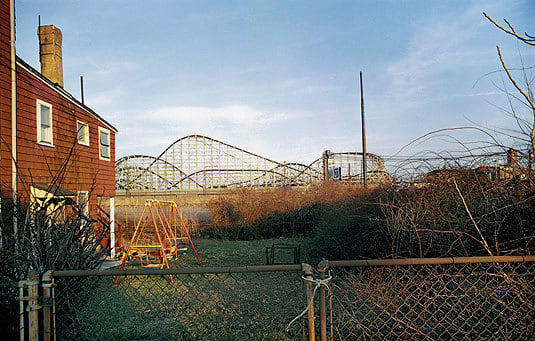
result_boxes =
[55,238,315,340]
[162,237,315,268]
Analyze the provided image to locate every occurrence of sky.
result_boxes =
[13,0,535,166]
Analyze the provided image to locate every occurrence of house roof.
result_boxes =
[16,56,118,133]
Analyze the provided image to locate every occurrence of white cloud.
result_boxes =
[461,91,502,97]
[113,104,305,159]
[386,6,485,102]
[150,104,294,127]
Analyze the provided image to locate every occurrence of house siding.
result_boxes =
[14,64,116,215]
[0,0,116,218]
[0,0,13,197]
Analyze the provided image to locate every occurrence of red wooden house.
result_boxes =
[0,0,118,253]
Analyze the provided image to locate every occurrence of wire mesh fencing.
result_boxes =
[327,259,535,340]
[17,256,535,341]
[52,266,306,340]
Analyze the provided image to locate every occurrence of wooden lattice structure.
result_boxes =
[116,135,389,191]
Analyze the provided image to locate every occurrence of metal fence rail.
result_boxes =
[16,256,535,341]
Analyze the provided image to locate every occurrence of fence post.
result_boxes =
[18,280,26,341]
[303,263,315,341]
[42,271,54,341]
[27,271,40,341]
[318,261,328,341]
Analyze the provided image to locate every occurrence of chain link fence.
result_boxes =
[15,256,535,340]
[53,266,306,340]
[328,260,535,340]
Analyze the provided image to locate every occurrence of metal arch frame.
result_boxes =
[116,135,389,191]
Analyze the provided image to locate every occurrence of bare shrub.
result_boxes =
[313,187,388,260]
[381,170,534,258]
[205,182,367,240]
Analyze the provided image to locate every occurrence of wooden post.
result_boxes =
[360,71,367,187]
[110,197,116,258]
[319,270,327,341]
[19,281,25,341]
[322,151,329,181]
[304,265,315,341]
[27,271,39,341]
[283,161,286,187]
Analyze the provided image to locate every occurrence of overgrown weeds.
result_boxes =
[381,170,534,258]
[204,182,368,240]
[204,171,534,260]
[0,193,107,339]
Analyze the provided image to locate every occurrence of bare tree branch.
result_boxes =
[452,177,494,256]
[484,12,535,46]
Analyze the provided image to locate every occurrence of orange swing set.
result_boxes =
[118,200,202,272]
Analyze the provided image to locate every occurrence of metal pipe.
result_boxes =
[42,271,54,341]
[324,255,535,268]
[55,263,304,277]
[80,75,84,104]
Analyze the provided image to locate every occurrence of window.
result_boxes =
[77,121,89,146]
[98,127,111,161]
[36,100,53,146]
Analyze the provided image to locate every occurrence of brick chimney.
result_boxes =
[37,25,63,87]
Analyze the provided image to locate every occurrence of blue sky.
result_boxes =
[14,0,535,165]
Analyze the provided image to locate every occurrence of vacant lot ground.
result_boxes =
[165,237,315,267]
[56,238,312,340]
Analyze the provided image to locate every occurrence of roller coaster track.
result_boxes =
[116,135,389,191]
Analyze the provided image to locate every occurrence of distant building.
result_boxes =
[0,1,117,226]
[476,148,532,181]
[416,148,532,187]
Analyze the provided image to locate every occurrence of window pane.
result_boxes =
[77,122,88,144]
[41,106,50,126]
[38,104,51,144]
[101,146,110,158]
[100,130,110,158]
[41,126,50,143]
[77,123,84,142]
[100,131,110,146]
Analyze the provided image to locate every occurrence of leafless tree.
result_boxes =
[484,12,535,161]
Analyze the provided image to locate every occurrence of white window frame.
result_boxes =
[76,120,90,146]
[36,99,54,147]
[98,126,111,161]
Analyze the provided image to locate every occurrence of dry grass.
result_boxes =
[206,182,375,240]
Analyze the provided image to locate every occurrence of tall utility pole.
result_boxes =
[360,71,367,187]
